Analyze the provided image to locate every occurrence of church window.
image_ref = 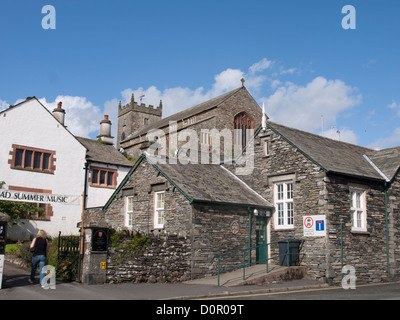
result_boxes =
[234,112,254,150]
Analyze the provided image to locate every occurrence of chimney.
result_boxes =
[97,115,114,145]
[53,101,66,125]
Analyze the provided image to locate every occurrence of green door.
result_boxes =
[256,216,268,264]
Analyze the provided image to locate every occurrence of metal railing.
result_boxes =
[216,239,305,286]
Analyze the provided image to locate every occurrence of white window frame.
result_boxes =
[125,196,134,227]
[350,189,367,232]
[274,182,294,229]
[154,191,165,229]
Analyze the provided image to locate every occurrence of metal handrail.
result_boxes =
[216,239,305,286]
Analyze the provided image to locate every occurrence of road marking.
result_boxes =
[196,282,398,300]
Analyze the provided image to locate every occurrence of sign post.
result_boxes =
[303,215,326,237]
[0,212,10,289]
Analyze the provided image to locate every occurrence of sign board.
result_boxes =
[0,255,4,289]
[303,215,326,237]
[0,223,7,255]
[91,229,108,252]
[0,189,80,206]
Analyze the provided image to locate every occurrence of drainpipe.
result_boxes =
[384,182,391,282]
[248,207,251,266]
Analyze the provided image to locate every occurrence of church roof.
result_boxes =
[123,87,244,142]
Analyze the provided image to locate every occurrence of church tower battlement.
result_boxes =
[117,93,163,148]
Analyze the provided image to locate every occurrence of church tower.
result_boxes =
[117,93,162,149]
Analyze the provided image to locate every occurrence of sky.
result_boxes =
[1,0,400,150]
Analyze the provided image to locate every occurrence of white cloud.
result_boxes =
[388,100,400,117]
[248,58,273,75]
[39,96,103,138]
[368,127,400,150]
[262,76,362,133]
[321,127,358,145]
[0,99,9,111]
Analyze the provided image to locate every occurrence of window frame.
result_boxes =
[89,166,118,188]
[9,144,56,174]
[274,181,294,230]
[350,188,367,232]
[125,196,134,227]
[154,191,165,229]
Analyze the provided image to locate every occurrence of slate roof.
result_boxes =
[367,147,400,181]
[76,137,133,167]
[265,121,388,181]
[151,158,272,208]
[124,87,244,141]
[103,154,273,211]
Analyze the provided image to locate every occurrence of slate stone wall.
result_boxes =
[388,174,400,280]
[234,126,393,284]
[190,204,255,278]
[121,87,262,158]
[106,233,192,283]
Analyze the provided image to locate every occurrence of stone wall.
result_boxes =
[388,174,400,280]
[324,175,389,284]
[191,204,255,278]
[233,126,393,284]
[232,127,329,282]
[121,87,262,158]
[106,232,191,283]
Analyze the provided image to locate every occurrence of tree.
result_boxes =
[0,181,45,220]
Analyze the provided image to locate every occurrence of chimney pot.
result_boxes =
[53,101,66,125]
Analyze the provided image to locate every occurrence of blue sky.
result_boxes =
[1,0,399,149]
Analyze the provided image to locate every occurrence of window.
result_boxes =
[201,132,212,145]
[350,189,366,231]
[274,182,294,229]
[263,140,269,156]
[154,191,165,229]
[234,112,254,150]
[144,118,149,126]
[9,145,55,174]
[126,196,134,227]
[90,167,117,188]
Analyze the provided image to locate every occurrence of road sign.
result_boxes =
[303,215,326,237]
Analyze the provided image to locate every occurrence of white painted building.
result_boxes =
[0,97,132,240]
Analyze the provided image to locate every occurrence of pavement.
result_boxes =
[0,261,328,300]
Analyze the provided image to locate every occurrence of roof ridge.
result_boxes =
[268,121,373,151]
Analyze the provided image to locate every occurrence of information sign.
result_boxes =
[303,215,326,237]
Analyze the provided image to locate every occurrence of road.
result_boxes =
[206,282,400,300]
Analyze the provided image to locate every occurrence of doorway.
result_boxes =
[256,216,268,264]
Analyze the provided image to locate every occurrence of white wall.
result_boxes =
[85,162,130,208]
[0,100,87,238]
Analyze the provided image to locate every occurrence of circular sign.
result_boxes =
[304,217,314,229]
[230,221,240,234]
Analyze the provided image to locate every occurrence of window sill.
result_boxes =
[11,167,55,175]
[351,230,370,236]
[89,184,116,189]
[274,226,294,231]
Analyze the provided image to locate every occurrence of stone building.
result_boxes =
[84,84,399,285]
[87,153,272,282]
[235,121,400,284]
[118,85,262,159]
